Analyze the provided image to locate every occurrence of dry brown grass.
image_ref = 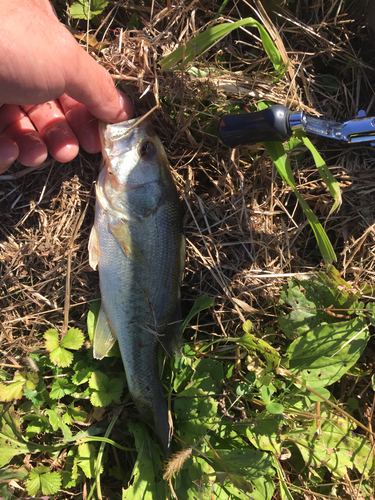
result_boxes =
[1,0,375,387]
[1,0,375,496]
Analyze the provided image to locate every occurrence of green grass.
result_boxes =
[1,268,374,498]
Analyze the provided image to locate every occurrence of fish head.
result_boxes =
[98,118,170,219]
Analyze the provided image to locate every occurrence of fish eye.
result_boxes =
[139,140,157,160]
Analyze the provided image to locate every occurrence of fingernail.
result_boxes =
[117,90,134,120]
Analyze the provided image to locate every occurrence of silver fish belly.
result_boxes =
[89,117,185,457]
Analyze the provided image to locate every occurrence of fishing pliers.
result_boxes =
[218,105,375,148]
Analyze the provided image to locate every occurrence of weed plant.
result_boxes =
[1,0,375,499]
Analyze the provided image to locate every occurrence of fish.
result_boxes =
[88,117,185,457]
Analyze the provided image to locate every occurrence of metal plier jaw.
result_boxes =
[289,109,375,146]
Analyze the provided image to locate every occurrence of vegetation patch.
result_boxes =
[1,0,375,498]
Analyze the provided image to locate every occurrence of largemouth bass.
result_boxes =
[88,117,185,457]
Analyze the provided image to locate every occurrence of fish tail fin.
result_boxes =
[133,385,172,458]
[151,394,172,458]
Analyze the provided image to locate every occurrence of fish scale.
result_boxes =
[89,117,185,457]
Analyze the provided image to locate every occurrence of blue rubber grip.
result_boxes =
[218,105,292,148]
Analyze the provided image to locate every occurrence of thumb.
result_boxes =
[64,46,134,123]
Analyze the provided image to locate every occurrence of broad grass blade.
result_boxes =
[300,135,342,214]
[159,17,283,71]
[264,140,336,263]
[257,101,336,262]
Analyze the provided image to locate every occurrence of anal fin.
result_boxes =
[93,307,117,359]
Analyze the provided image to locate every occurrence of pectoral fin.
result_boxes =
[88,226,102,270]
[93,307,117,359]
[109,219,146,265]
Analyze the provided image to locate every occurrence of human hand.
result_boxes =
[0,0,134,173]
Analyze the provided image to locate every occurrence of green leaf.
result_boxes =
[182,295,214,333]
[266,402,284,414]
[72,367,92,385]
[279,278,334,339]
[308,386,331,401]
[243,417,282,453]
[0,408,25,466]
[45,409,72,439]
[174,386,218,443]
[61,328,85,350]
[44,329,59,351]
[50,378,76,399]
[238,321,280,372]
[0,380,24,401]
[44,409,59,432]
[0,466,28,482]
[160,17,283,72]
[193,358,224,393]
[0,436,23,467]
[285,317,369,388]
[24,377,47,405]
[87,296,100,342]
[26,466,50,496]
[173,344,195,392]
[205,448,274,480]
[40,471,62,495]
[50,347,74,368]
[65,405,87,424]
[25,372,39,390]
[289,413,374,477]
[89,371,109,391]
[45,329,77,367]
[69,0,108,20]
[25,419,46,439]
[279,269,361,339]
[89,371,124,407]
[174,455,215,499]
[250,476,275,500]
[276,465,294,500]
[257,102,336,263]
[72,361,94,385]
[0,371,40,402]
[123,421,164,498]
[61,449,83,489]
[26,473,42,496]
[107,377,125,402]
[90,390,112,407]
[77,442,96,478]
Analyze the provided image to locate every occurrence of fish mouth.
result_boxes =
[99,117,150,145]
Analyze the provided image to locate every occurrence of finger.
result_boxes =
[59,95,101,154]
[24,101,79,162]
[42,120,79,162]
[0,104,27,134]
[0,138,19,173]
[16,132,48,166]
[0,105,48,166]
